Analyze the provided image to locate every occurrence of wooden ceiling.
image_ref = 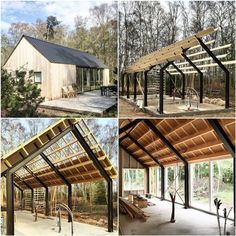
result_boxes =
[1,119,117,189]
[125,27,216,73]
[119,119,235,167]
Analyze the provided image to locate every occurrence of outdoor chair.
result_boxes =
[68,85,77,97]
[62,86,70,98]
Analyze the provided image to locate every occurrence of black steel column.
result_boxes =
[45,187,49,216]
[184,163,190,208]
[144,71,148,106]
[31,188,34,213]
[171,62,185,99]
[134,72,137,102]
[159,62,172,114]
[127,74,130,99]
[6,171,14,235]
[68,184,72,222]
[234,156,236,226]
[161,166,165,200]
[121,73,125,96]
[146,167,150,194]
[196,37,230,108]
[182,53,203,103]
[108,181,113,232]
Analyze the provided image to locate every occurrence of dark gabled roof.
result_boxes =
[21,35,107,68]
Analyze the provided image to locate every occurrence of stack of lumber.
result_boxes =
[119,197,149,221]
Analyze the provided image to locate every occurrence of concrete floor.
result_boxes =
[120,96,235,118]
[119,198,235,235]
[40,90,117,116]
[3,211,117,236]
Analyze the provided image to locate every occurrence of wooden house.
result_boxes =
[3,35,110,100]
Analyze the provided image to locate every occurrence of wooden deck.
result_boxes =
[39,90,117,116]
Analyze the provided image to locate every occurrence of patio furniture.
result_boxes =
[62,86,70,98]
[100,85,117,96]
[68,85,77,97]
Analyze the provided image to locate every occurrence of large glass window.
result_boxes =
[191,162,210,209]
[176,165,185,204]
[166,166,175,200]
[150,167,157,195]
[157,167,162,197]
[212,159,233,219]
[123,168,145,192]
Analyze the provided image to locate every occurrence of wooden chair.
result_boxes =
[68,85,77,97]
[62,86,70,98]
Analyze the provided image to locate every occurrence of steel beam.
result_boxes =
[144,119,190,207]
[144,120,187,164]
[68,184,72,222]
[184,163,190,208]
[196,37,230,108]
[23,165,47,188]
[166,71,174,97]
[159,61,172,114]
[171,62,185,99]
[127,74,130,99]
[108,181,113,232]
[134,72,137,102]
[6,170,14,235]
[161,166,165,200]
[71,124,113,232]
[127,134,163,168]
[146,167,150,194]
[119,119,142,134]
[45,187,49,216]
[208,119,235,157]
[40,153,70,186]
[6,126,73,175]
[119,120,141,143]
[31,188,34,213]
[144,71,148,106]
[182,52,203,103]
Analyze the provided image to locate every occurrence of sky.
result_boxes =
[1,0,111,33]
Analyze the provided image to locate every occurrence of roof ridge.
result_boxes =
[23,34,92,56]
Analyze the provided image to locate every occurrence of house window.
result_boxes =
[34,72,42,84]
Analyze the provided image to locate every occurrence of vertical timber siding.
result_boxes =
[3,38,52,99]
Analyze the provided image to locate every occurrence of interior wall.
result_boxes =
[119,147,146,197]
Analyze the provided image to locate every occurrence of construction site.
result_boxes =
[1,119,118,236]
[119,27,235,117]
[119,119,235,235]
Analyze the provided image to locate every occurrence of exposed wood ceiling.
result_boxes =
[119,119,235,167]
[1,119,117,189]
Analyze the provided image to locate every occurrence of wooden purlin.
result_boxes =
[2,119,117,189]
[125,27,216,73]
[119,119,235,166]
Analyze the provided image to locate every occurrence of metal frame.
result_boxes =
[127,134,163,168]
[144,71,148,107]
[171,62,185,99]
[182,52,203,103]
[144,119,189,208]
[71,124,113,232]
[196,38,230,108]
[208,119,235,225]
[119,119,142,134]
[127,73,130,99]
[166,70,175,97]
[133,72,137,102]
[159,61,172,114]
